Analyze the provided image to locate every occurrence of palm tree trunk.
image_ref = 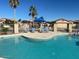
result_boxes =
[32,16,35,21]
[13,8,16,33]
[32,17,34,21]
[13,8,16,23]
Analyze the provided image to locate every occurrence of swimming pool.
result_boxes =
[0,35,79,59]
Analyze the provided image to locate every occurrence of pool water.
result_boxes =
[0,35,79,59]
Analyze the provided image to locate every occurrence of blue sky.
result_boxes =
[0,0,79,21]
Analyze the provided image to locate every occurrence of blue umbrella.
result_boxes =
[34,17,46,22]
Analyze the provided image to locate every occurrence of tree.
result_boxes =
[29,5,37,21]
[9,0,20,23]
[18,19,21,22]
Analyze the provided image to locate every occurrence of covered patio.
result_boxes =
[53,19,73,32]
[72,20,79,32]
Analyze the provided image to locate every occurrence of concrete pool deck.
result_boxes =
[22,32,68,40]
[0,32,68,40]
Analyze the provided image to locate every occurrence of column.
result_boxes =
[69,23,72,33]
[14,23,19,34]
[54,24,57,32]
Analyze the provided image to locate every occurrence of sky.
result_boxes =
[0,0,79,21]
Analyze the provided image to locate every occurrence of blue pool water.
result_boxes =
[0,35,79,59]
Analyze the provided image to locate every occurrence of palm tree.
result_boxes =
[9,0,19,33]
[29,5,37,21]
[9,0,19,23]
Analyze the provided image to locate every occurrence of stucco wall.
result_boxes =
[57,24,67,29]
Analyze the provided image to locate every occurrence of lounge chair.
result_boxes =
[44,27,49,32]
[40,27,44,33]
[31,27,35,32]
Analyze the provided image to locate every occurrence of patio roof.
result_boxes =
[73,20,79,23]
[53,18,73,24]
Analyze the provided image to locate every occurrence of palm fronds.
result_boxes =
[29,5,37,18]
[9,0,19,8]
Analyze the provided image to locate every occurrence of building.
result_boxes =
[52,18,73,32]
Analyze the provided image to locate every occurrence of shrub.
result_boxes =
[1,27,9,34]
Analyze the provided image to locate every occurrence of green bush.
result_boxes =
[2,27,9,33]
